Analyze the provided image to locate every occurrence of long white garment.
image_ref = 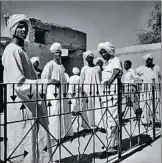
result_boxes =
[136,65,161,84]
[124,68,141,84]
[136,65,161,123]
[101,56,122,137]
[68,75,81,112]
[2,43,52,163]
[41,60,73,140]
[80,65,101,128]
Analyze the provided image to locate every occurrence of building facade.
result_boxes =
[1,17,87,76]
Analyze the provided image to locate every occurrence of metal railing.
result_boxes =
[0,79,161,163]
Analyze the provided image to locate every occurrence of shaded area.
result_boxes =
[54,134,160,163]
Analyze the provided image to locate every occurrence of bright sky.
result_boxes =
[1,1,155,50]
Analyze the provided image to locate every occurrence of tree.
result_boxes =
[137,2,161,44]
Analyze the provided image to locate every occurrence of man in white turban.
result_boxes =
[41,42,73,143]
[97,41,123,156]
[7,14,30,38]
[142,53,153,60]
[68,67,81,114]
[80,50,101,129]
[136,53,161,126]
[72,67,80,75]
[31,56,42,78]
[98,41,115,57]
[2,14,60,163]
[50,42,62,53]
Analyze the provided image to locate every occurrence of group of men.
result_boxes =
[1,13,161,162]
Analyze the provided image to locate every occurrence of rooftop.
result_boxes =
[30,18,86,35]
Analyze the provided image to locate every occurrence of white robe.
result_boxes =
[80,65,101,128]
[41,60,73,140]
[136,65,161,123]
[68,75,81,112]
[2,43,52,163]
[101,56,122,138]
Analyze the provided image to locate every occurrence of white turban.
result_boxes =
[143,54,153,60]
[94,57,104,65]
[7,14,30,38]
[72,67,80,75]
[83,51,94,60]
[98,41,115,56]
[97,43,105,52]
[50,42,62,54]
[31,57,40,65]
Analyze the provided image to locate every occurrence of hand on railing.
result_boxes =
[102,79,113,88]
[47,79,61,88]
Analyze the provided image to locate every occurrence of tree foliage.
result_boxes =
[137,2,161,44]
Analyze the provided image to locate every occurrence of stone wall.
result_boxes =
[29,18,86,50]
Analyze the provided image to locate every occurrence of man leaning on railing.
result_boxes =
[97,41,123,157]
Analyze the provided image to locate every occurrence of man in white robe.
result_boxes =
[80,51,101,129]
[68,67,81,113]
[124,60,143,122]
[41,42,73,143]
[2,14,60,163]
[98,42,123,156]
[136,54,161,125]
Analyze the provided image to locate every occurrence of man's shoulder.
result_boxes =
[136,65,145,71]
[129,68,135,73]
[44,60,54,69]
[4,43,21,53]
[81,65,88,71]
[113,56,120,61]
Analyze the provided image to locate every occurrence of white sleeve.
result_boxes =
[135,66,144,76]
[113,57,123,71]
[41,63,52,79]
[9,49,48,101]
[80,67,86,84]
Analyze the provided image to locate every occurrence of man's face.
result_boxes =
[146,58,153,66]
[100,49,111,60]
[33,60,39,68]
[124,62,130,70]
[96,60,103,67]
[14,21,28,40]
[86,55,94,64]
[54,50,62,60]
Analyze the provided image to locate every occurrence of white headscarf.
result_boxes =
[83,51,94,60]
[7,14,30,38]
[50,42,62,54]
[97,41,115,56]
[94,57,104,65]
[30,57,40,65]
[72,67,80,75]
[143,54,153,60]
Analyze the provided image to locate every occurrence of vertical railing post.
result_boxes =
[3,84,7,162]
[152,79,156,140]
[117,78,122,159]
